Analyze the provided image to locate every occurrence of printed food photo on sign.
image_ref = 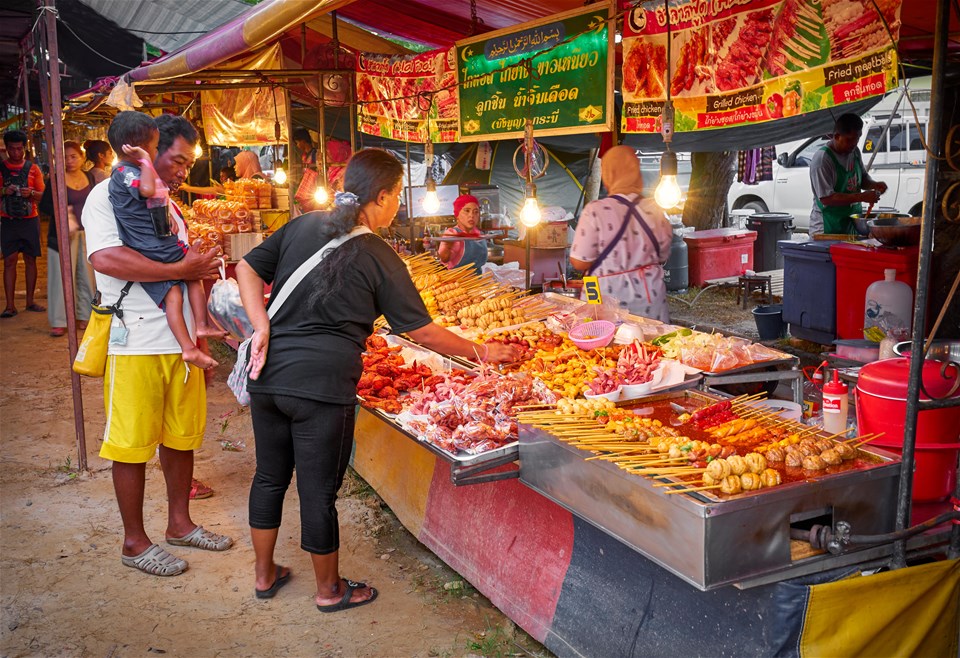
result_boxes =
[621,0,902,136]
[822,0,901,61]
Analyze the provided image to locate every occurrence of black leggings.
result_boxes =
[248,393,355,555]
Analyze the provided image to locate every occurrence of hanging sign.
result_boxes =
[355,48,459,143]
[456,3,614,142]
[621,0,902,134]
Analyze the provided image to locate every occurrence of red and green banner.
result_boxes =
[456,3,614,142]
[355,48,459,143]
[621,0,902,134]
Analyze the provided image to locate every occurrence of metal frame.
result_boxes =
[893,0,960,567]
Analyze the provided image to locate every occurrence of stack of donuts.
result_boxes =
[188,199,255,254]
[223,178,273,208]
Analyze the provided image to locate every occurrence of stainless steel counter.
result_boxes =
[519,424,902,590]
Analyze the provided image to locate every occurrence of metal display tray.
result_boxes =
[360,334,518,469]
[518,391,902,590]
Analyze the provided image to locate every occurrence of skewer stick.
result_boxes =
[662,484,722,494]
[851,433,884,448]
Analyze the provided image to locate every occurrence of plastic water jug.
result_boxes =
[863,268,912,338]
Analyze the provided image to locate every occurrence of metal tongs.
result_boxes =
[557,261,567,290]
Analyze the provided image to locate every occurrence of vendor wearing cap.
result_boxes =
[437,194,486,274]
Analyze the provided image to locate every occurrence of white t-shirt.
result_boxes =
[83,179,195,355]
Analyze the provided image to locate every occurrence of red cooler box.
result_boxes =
[829,243,919,339]
[683,228,757,286]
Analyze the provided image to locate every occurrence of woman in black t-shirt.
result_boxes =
[236,149,518,612]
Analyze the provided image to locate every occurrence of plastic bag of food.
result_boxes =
[207,276,254,341]
[746,343,783,362]
[709,348,739,373]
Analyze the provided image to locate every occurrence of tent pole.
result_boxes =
[318,74,328,188]
[891,0,949,570]
[405,142,413,248]
[38,0,88,472]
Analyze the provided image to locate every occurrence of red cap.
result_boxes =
[822,369,848,395]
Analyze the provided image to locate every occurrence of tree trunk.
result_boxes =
[682,151,736,230]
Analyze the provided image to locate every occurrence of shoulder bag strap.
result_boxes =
[266,225,372,319]
[111,281,136,320]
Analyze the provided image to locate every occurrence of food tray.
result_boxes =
[359,334,519,468]
[518,390,901,590]
[699,352,797,376]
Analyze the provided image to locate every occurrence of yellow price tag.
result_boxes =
[582,276,602,304]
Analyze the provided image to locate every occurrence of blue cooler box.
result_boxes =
[779,240,837,344]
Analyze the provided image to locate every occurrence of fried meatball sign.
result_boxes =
[355,48,460,143]
[621,0,902,134]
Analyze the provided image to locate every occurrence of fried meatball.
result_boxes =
[799,442,820,457]
[820,448,842,466]
[706,458,732,481]
[785,451,804,468]
[720,475,742,495]
[759,468,782,488]
[740,472,763,491]
[835,442,857,460]
[802,455,826,470]
[799,438,819,451]
[726,454,747,476]
[702,472,718,486]
[744,452,768,474]
[815,438,836,452]
[765,446,786,463]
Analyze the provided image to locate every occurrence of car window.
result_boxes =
[791,137,827,167]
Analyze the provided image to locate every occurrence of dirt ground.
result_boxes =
[0,306,548,658]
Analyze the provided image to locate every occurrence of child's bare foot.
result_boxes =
[182,346,218,370]
[197,324,228,339]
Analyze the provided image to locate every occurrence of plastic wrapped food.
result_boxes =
[709,348,739,373]
[207,277,255,341]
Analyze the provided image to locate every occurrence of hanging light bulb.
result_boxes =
[193,143,203,158]
[519,183,542,227]
[313,185,329,206]
[273,163,287,185]
[422,178,440,215]
[654,148,682,210]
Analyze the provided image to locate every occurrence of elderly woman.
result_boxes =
[437,194,486,274]
[236,149,518,612]
[569,145,673,322]
[40,141,95,337]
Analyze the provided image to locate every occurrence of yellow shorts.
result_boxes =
[99,354,206,463]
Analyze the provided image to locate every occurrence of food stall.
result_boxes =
[342,249,957,654]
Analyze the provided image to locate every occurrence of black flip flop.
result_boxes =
[0,309,17,319]
[316,579,379,613]
[254,565,291,599]
[25,303,45,312]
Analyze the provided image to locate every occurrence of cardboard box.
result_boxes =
[530,221,569,249]
[225,232,263,261]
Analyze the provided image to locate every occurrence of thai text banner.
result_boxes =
[456,3,614,142]
[355,48,459,144]
[621,0,902,134]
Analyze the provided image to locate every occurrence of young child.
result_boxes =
[106,111,218,369]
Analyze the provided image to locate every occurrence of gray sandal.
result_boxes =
[121,544,188,576]
[166,525,233,551]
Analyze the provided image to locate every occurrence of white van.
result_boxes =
[727,79,929,231]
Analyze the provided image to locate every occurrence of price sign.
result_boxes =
[582,276,602,304]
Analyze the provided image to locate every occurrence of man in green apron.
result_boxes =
[809,113,887,235]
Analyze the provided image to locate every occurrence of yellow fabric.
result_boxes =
[801,559,960,657]
[352,408,435,537]
[99,354,206,463]
[72,304,112,377]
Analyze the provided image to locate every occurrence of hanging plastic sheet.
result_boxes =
[200,45,288,146]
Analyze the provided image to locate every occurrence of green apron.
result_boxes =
[815,146,863,235]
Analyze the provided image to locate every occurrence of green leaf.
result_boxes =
[675,112,697,133]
